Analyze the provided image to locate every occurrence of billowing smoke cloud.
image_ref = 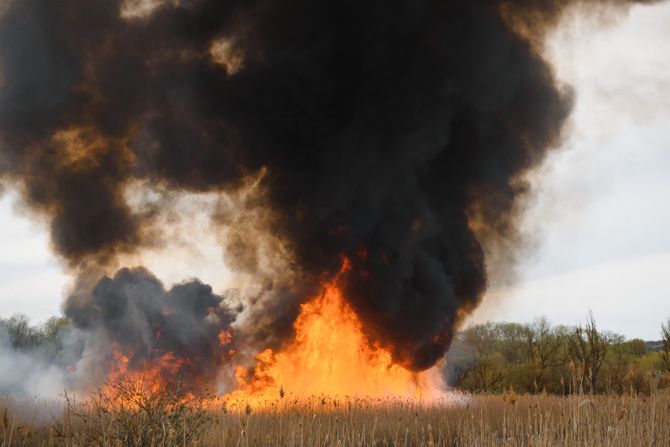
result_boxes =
[0,0,658,386]
[66,268,238,390]
[0,269,238,395]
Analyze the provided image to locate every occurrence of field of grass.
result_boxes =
[0,389,668,446]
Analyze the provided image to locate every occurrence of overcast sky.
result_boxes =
[1,2,669,340]
[471,2,670,339]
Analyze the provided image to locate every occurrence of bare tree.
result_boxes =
[497,322,529,364]
[661,318,670,373]
[567,311,610,394]
[459,323,505,392]
[530,317,566,392]
[1,314,42,349]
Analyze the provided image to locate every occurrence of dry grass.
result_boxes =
[0,389,668,446]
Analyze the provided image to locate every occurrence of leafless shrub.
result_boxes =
[55,376,211,446]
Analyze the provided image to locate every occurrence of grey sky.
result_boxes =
[472,2,670,340]
[1,2,669,339]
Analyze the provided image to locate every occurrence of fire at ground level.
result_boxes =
[95,257,456,410]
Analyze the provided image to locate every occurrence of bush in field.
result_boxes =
[56,378,211,447]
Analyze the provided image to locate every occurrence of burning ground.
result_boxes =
[0,0,659,402]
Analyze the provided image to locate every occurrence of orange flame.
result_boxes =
[226,257,446,407]
[101,346,192,403]
[99,256,450,410]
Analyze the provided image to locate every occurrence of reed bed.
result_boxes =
[0,391,668,446]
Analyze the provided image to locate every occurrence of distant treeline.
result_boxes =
[446,313,670,395]
[2,313,670,396]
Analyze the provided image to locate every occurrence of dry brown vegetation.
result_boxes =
[0,386,668,446]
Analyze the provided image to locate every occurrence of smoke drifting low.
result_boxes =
[0,0,658,390]
[0,268,239,396]
[66,268,238,389]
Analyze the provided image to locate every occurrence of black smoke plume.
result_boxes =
[0,0,657,381]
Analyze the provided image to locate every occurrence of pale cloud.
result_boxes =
[479,2,670,338]
[0,194,67,321]
[475,253,670,340]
